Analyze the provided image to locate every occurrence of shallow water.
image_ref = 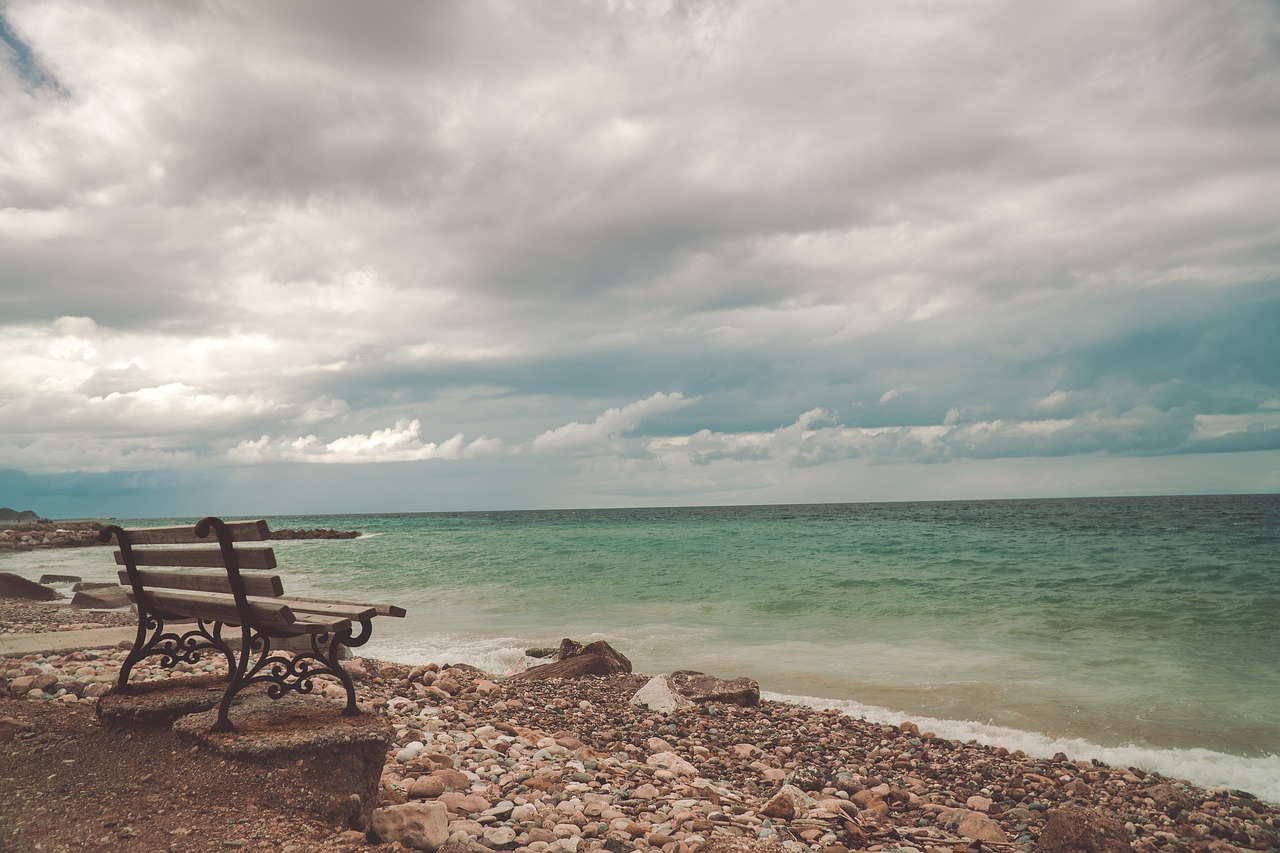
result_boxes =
[6,494,1278,800]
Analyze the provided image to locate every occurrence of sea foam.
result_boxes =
[769,691,1280,806]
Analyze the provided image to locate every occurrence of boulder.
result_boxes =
[371,801,449,851]
[71,588,131,609]
[629,675,694,713]
[669,669,760,706]
[1035,806,1130,853]
[0,572,60,601]
[510,638,631,681]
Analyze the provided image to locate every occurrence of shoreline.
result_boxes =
[2,596,1278,853]
[366,637,1280,804]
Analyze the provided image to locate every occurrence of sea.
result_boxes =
[4,494,1278,802]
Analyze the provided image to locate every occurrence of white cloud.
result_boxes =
[228,419,502,465]
[530,392,696,453]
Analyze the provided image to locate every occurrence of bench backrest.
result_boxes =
[101,517,288,625]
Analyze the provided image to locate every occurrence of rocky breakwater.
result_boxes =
[0,521,104,552]
[269,527,361,540]
[0,521,362,551]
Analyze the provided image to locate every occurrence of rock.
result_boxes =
[557,638,587,658]
[438,836,485,853]
[1035,806,1130,853]
[511,639,632,681]
[938,808,1007,843]
[669,670,761,707]
[371,801,450,852]
[39,574,81,584]
[646,750,697,776]
[268,528,360,540]
[482,825,517,847]
[0,572,60,601]
[1145,782,1194,812]
[510,803,538,822]
[957,811,1007,843]
[630,676,695,713]
[787,766,827,792]
[171,693,393,830]
[0,716,35,743]
[409,775,446,799]
[1062,778,1093,798]
[567,638,632,669]
[8,673,59,696]
[438,791,489,814]
[430,768,471,790]
[853,790,884,809]
[704,839,788,851]
[761,785,814,820]
[71,588,131,609]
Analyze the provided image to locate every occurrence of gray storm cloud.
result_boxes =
[1,0,1278,514]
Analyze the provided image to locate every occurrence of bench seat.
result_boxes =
[124,588,356,633]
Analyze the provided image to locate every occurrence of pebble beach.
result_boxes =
[2,597,1278,853]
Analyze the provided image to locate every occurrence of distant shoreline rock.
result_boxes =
[0,507,45,523]
[0,522,362,553]
[0,522,104,552]
[268,528,361,540]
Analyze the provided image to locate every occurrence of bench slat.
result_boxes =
[116,520,271,545]
[127,589,351,634]
[117,568,284,597]
[130,589,292,628]
[282,595,406,618]
[267,597,377,621]
[115,547,278,570]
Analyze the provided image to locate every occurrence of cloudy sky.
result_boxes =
[2,0,1278,519]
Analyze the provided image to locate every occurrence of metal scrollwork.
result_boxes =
[116,615,235,690]
[213,626,361,728]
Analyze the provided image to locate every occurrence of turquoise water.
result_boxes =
[6,494,1279,800]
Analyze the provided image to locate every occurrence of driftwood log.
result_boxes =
[510,638,632,681]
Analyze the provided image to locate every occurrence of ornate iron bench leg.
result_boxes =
[340,618,376,715]
[211,626,256,733]
[116,615,157,690]
[118,616,237,693]
[314,628,361,716]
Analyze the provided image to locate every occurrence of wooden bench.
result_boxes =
[100,516,405,731]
